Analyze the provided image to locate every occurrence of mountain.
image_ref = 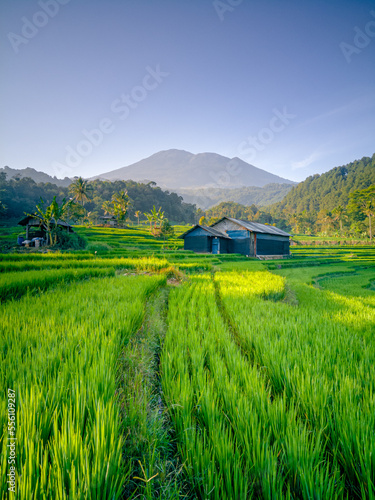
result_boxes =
[271,154,375,214]
[0,166,72,187]
[178,183,294,210]
[92,149,295,190]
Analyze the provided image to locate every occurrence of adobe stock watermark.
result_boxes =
[52,65,169,178]
[213,0,243,22]
[237,107,296,163]
[207,158,243,189]
[340,11,375,63]
[203,106,296,193]
[7,0,72,54]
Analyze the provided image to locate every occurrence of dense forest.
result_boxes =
[201,155,375,238]
[272,154,375,214]
[0,173,196,224]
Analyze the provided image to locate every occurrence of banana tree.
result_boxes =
[144,206,165,236]
[27,196,72,246]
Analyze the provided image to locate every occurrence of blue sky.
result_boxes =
[1,0,374,183]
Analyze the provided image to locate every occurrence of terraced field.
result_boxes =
[1,227,374,499]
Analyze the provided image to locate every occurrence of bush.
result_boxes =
[55,230,87,250]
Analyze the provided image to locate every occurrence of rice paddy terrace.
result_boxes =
[1,225,374,499]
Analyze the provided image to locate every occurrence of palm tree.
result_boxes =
[332,206,345,233]
[69,177,92,206]
[102,200,114,216]
[135,210,141,225]
[112,190,131,226]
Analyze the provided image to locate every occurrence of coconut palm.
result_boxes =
[69,177,93,206]
[135,210,141,225]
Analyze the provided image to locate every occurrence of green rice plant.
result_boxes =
[215,269,375,498]
[0,256,169,273]
[0,267,115,302]
[0,274,165,499]
[162,274,344,499]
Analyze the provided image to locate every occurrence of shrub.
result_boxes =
[55,229,87,250]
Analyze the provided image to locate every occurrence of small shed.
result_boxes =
[18,216,73,240]
[211,217,290,257]
[179,225,231,254]
[98,215,118,227]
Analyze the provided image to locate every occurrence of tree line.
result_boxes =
[0,173,196,225]
[199,155,375,240]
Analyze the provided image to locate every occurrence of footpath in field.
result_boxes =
[162,268,375,499]
[1,244,374,499]
[0,273,169,498]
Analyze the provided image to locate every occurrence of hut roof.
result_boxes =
[18,215,72,229]
[178,224,231,239]
[211,217,290,237]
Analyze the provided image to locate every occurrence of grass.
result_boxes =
[0,274,165,498]
[0,267,116,302]
[1,225,374,499]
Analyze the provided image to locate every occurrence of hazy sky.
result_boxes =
[1,0,374,182]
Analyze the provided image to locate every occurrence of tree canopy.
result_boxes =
[0,174,196,224]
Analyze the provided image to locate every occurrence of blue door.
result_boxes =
[212,238,220,254]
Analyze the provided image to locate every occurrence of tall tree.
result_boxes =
[348,185,375,240]
[102,190,131,227]
[135,210,141,225]
[112,190,131,227]
[102,200,114,216]
[332,205,346,233]
[69,177,93,206]
[316,210,334,235]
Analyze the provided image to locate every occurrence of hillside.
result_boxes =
[92,149,295,189]
[271,154,375,214]
[178,183,294,209]
[0,166,72,187]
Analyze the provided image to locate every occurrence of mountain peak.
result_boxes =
[92,149,294,189]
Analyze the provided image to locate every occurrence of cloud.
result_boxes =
[298,93,375,129]
[291,151,321,170]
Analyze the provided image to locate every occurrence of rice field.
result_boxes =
[1,274,165,498]
[1,226,374,499]
[162,269,375,499]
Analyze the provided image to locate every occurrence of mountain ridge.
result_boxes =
[91,149,295,189]
[0,166,72,187]
[269,154,375,214]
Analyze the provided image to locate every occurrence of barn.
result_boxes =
[180,217,290,257]
[179,225,231,254]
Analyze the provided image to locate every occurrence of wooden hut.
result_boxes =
[179,225,231,254]
[180,217,290,257]
[18,215,73,240]
[211,217,290,257]
[98,215,118,227]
